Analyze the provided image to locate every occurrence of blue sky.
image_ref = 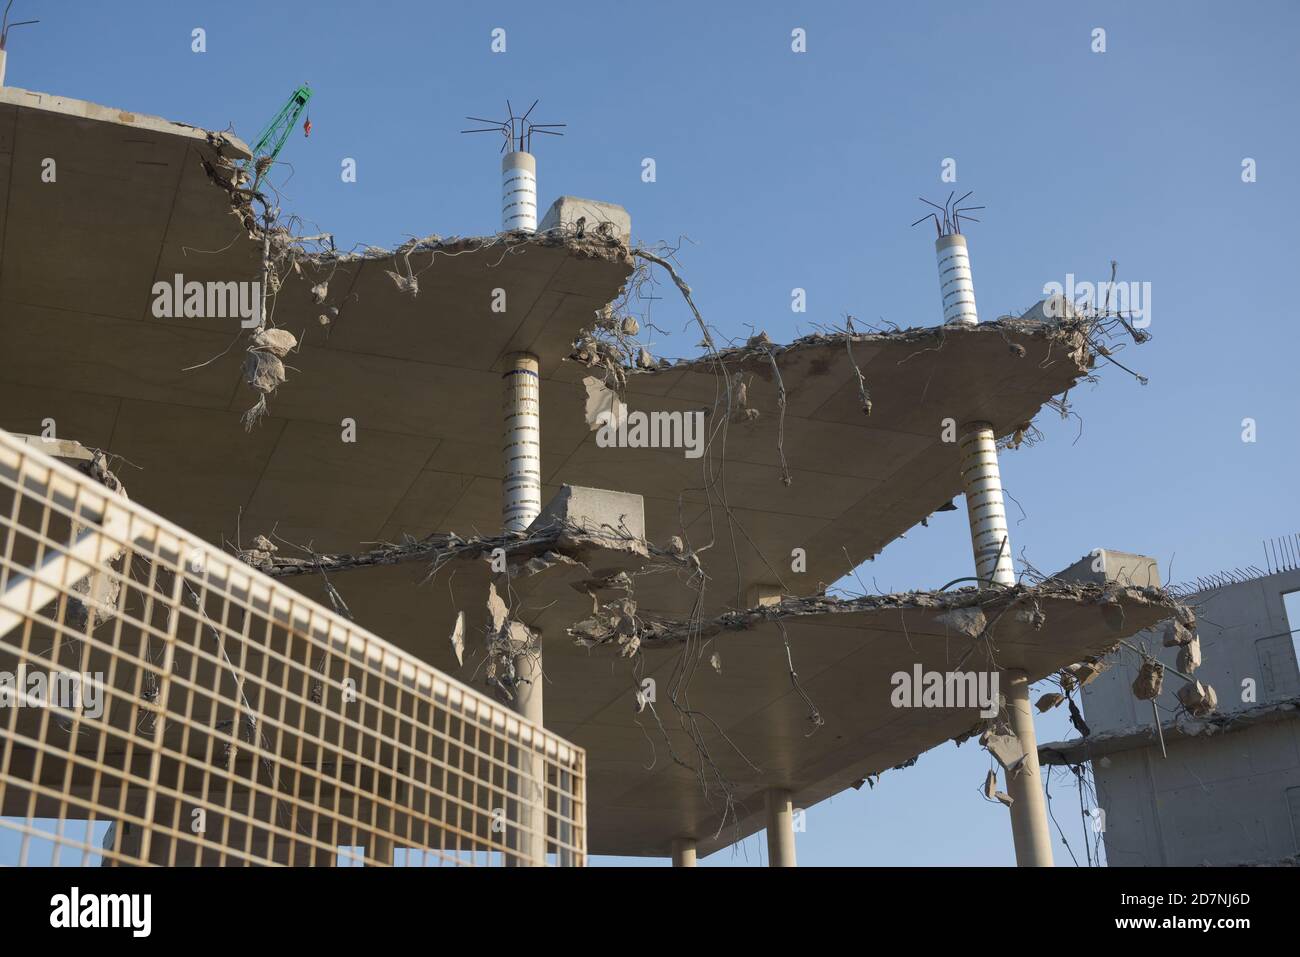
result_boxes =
[5,0,1298,865]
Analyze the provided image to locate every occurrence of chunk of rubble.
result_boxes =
[1162,620,1195,647]
[243,350,286,394]
[1067,660,1108,687]
[1177,635,1202,674]
[582,376,620,430]
[1176,680,1218,717]
[1132,658,1164,700]
[251,327,297,357]
[449,611,465,667]
[1035,692,1064,713]
[981,727,1026,773]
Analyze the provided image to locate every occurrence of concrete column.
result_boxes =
[671,838,697,867]
[503,353,546,864]
[511,638,546,866]
[958,422,1016,587]
[764,789,797,867]
[1003,670,1054,867]
[502,151,538,233]
[935,233,980,326]
[502,353,542,534]
[956,423,1051,865]
[0,50,7,88]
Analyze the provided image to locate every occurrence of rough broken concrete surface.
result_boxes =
[1040,694,1300,766]
[278,533,1183,855]
[0,88,1182,859]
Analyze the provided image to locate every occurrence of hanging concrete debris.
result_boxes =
[1132,657,1165,700]
[1176,680,1219,717]
[582,376,620,430]
[1162,619,1196,647]
[614,599,640,657]
[484,582,533,700]
[1035,692,1064,713]
[61,449,129,631]
[449,611,465,667]
[486,582,508,634]
[240,328,297,431]
[569,595,643,658]
[1066,660,1109,687]
[383,267,419,297]
[570,299,665,388]
[1177,635,1202,674]
[243,350,286,395]
[981,723,1027,773]
[984,768,1014,806]
[731,372,758,423]
[252,327,297,357]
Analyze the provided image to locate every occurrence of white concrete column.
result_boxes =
[502,353,542,534]
[671,838,697,867]
[502,352,546,864]
[935,233,979,326]
[0,50,8,88]
[956,423,1051,865]
[502,151,538,233]
[1003,670,1054,867]
[764,789,797,867]
[958,423,1016,587]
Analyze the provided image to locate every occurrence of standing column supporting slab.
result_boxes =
[502,352,546,865]
[958,422,1016,587]
[764,789,797,868]
[1004,670,1054,867]
[957,422,1052,866]
[509,639,546,866]
[502,354,542,534]
[671,838,697,867]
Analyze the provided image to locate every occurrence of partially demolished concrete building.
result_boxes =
[0,82,1197,866]
[1041,557,1300,866]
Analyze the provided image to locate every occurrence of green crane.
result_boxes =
[246,84,313,182]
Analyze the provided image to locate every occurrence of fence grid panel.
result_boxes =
[0,430,585,866]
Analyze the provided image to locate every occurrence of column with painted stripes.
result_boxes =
[935,233,979,325]
[957,422,1015,586]
[502,353,542,533]
[502,151,538,233]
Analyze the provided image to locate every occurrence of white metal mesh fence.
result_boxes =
[0,430,585,866]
